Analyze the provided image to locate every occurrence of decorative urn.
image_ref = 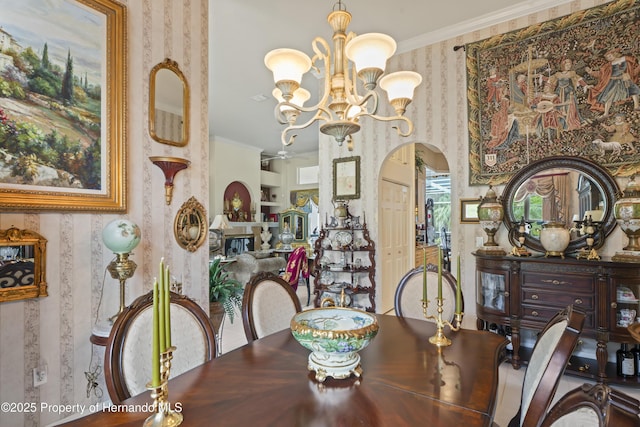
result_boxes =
[280,225,294,250]
[539,221,570,258]
[477,186,506,255]
[612,175,640,262]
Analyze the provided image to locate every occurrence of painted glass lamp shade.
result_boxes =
[103,219,141,254]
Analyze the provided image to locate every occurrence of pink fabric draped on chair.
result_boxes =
[281,247,309,291]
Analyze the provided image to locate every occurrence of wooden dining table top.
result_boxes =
[62,315,507,427]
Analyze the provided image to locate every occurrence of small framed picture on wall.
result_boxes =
[333,156,360,200]
[460,198,481,224]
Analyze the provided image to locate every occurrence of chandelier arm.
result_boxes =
[279,106,334,147]
[360,113,415,137]
[309,36,336,115]
[349,90,379,117]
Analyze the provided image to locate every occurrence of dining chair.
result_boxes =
[281,246,310,305]
[104,290,216,404]
[242,271,302,343]
[394,264,461,323]
[507,305,586,427]
[540,382,640,427]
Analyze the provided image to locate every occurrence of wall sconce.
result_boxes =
[102,219,141,322]
[150,156,190,205]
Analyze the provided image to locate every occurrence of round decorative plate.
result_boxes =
[336,231,352,246]
[320,270,335,285]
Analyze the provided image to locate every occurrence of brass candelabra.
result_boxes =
[422,297,463,347]
[144,347,183,427]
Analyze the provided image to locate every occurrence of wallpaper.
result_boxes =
[0,0,209,425]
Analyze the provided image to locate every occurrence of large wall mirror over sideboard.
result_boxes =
[149,58,189,146]
[501,156,620,255]
[0,228,47,303]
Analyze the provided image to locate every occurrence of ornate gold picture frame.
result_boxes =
[0,228,47,303]
[0,0,127,211]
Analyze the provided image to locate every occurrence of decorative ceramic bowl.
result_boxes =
[290,307,379,382]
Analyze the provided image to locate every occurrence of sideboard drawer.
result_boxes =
[521,271,594,293]
[522,304,595,329]
[521,289,593,310]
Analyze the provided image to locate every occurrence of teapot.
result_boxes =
[332,200,349,227]
[333,200,348,219]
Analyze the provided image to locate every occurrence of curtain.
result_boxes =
[513,174,569,225]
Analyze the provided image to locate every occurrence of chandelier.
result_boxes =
[264,1,422,151]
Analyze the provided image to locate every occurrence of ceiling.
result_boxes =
[208,0,562,158]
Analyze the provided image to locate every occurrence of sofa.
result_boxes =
[225,252,286,286]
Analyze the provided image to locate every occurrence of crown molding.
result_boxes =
[397,0,575,53]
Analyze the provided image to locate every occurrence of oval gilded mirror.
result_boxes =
[501,156,620,254]
[149,58,189,146]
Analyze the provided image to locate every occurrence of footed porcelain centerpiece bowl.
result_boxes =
[290,307,379,382]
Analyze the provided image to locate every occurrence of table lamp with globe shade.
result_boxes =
[102,219,141,322]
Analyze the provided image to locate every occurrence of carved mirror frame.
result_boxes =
[149,58,189,146]
[501,156,620,254]
[0,227,47,303]
[174,196,208,252]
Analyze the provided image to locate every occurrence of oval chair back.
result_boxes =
[242,271,302,343]
[394,264,461,323]
[104,291,216,404]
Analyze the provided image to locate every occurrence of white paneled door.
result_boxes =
[380,179,411,313]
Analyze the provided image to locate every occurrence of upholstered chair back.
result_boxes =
[507,305,586,427]
[394,264,461,323]
[242,272,302,343]
[541,382,640,427]
[105,291,216,403]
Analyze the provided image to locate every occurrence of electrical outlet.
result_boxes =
[33,365,47,387]
[476,236,484,248]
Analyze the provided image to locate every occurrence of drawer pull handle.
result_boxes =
[531,294,539,300]
[541,279,570,285]
[574,298,583,305]
[531,311,539,317]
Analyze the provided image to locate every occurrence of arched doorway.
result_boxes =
[377,143,450,314]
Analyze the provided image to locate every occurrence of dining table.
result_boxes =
[61,314,507,426]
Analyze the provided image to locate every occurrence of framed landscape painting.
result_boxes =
[466,0,640,185]
[0,0,126,211]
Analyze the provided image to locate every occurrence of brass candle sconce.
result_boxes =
[150,156,190,205]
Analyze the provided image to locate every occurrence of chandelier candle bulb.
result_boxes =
[422,248,427,301]
[151,280,160,387]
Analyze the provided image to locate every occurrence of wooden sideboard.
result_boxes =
[474,252,640,386]
[415,244,440,267]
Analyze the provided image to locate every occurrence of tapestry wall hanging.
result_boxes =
[467,0,640,185]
